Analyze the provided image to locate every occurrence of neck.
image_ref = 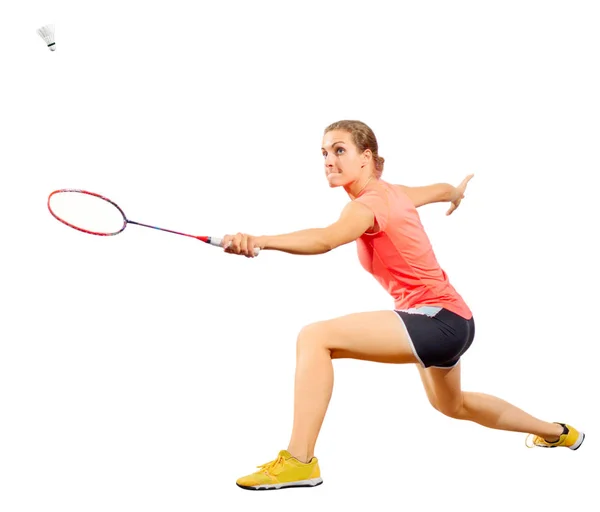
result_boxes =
[347,174,375,199]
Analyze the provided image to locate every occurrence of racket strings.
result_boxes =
[48,190,127,236]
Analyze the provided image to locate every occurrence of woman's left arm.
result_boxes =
[223,201,374,257]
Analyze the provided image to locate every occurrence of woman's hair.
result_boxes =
[324,120,385,178]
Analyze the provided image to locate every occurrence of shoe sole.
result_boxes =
[237,477,323,491]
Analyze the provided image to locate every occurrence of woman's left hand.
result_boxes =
[222,232,265,257]
[447,173,474,216]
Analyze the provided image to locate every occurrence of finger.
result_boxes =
[232,234,243,254]
[249,238,257,258]
[240,234,249,256]
[247,238,256,258]
[461,174,474,189]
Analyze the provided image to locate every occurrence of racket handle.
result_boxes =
[208,236,260,256]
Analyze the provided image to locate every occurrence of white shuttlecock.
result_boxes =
[37,24,56,51]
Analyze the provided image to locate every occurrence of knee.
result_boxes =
[435,396,466,419]
[424,394,441,413]
[296,322,328,352]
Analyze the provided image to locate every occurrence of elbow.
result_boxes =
[319,227,357,253]
[318,229,336,254]
[320,235,336,254]
[322,235,350,253]
[321,241,335,254]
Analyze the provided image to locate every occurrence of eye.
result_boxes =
[336,147,345,154]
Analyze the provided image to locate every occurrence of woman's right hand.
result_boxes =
[446,173,474,216]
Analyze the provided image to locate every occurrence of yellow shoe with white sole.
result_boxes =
[236,450,323,491]
[526,423,585,450]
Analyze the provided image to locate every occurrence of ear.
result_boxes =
[361,149,372,168]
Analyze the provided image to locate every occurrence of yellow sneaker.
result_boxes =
[236,450,323,490]
[525,423,585,450]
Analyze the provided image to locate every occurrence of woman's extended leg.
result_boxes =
[287,310,418,462]
[416,363,565,440]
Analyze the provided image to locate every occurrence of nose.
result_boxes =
[325,153,336,167]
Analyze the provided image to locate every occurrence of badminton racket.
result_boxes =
[47,189,259,255]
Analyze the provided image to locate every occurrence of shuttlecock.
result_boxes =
[37,24,56,51]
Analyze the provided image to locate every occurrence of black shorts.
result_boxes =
[394,306,475,368]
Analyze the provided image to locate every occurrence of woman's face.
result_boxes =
[321,130,368,188]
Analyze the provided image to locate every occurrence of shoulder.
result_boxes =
[340,200,375,224]
[353,183,393,232]
[322,200,375,249]
[355,181,395,208]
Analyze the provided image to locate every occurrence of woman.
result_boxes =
[223,120,584,491]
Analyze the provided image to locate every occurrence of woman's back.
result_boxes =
[354,179,472,319]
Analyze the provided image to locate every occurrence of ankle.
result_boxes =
[293,454,312,464]
[287,447,312,464]
[544,423,566,443]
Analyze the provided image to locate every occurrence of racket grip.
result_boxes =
[208,236,260,256]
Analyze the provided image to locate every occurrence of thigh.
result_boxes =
[416,365,439,408]
[417,362,463,414]
[306,311,419,364]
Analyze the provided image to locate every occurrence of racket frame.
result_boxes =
[47,188,259,255]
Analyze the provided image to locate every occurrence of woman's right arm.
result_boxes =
[397,174,474,215]
[396,183,455,208]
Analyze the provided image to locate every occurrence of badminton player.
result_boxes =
[223,120,585,491]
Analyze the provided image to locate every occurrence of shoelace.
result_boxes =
[257,455,286,475]
[525,433,562,448]
[525,434,538,448]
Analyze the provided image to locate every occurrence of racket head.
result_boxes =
[47,189,128,236]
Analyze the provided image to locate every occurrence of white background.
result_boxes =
[1,1,599,511]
